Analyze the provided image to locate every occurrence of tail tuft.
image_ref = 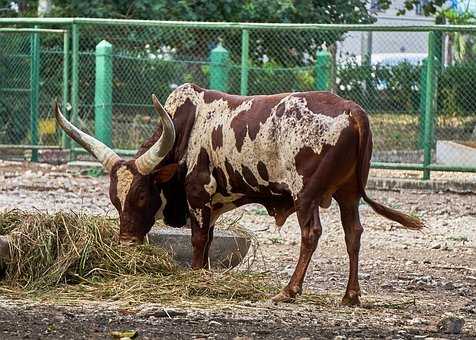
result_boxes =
[362,195,425,230]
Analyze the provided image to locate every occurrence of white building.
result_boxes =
[338,0,446,63]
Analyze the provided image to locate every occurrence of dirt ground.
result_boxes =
[1,160,475,339]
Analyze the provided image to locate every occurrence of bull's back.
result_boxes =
[166,84,356,198]
[189,88,355,198]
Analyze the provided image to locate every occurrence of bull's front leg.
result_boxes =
[189,206,214,269]
[185,149,217,269]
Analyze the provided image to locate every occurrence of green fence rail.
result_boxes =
[1,18,476,179]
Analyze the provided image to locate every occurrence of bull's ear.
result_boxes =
[154,163,178,183]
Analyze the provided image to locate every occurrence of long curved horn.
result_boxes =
[135,94,176,175]
[54,102,121,172]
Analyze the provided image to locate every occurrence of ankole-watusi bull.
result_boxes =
[55,83,424,304]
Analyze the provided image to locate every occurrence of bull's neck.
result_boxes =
[136,84,204,167]
[168,107,198,166]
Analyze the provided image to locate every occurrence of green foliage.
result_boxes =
[438,62,476,115]
[441,7,476,24]
[49,0,376,24]
[336,59,476,116]
[440,9,476,63]
[1,0,450,21]
[394,0,447,20]
[47,1,378,69]
[112,53,192,105]
[0,0,37,17]
[243,61,314,95]
[336,60,422,113]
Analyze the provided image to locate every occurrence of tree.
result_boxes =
[0,0,37,17]
[439,7,476,64]
[394,0,449,21]
[46,1,382,67]
[1,1,455,21]
[48,0,376,23]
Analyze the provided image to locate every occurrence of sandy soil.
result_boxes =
[0,161,475,339]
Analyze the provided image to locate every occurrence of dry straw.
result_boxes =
[0,210,276,306]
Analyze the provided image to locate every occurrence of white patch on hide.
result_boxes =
[163,85,350,200]
[155,190,167,220]
[191,207,203,226]
[233,99,253,114]
[116,166,134,211]
[204,175,217,196]
[164,83,204,117]
[189,98,253,171]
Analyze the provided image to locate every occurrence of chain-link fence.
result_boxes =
[0,18,475,178]
[0,27,68,161]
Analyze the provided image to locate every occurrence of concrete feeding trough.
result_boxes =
[436,140,476,167]
[147,227,252,269]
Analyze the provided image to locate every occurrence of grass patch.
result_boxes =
[0,210,276,306]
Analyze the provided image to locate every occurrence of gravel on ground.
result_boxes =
[1,161,475,339]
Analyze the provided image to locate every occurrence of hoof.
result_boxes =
[271,290,296,303]
[341,291,361,306]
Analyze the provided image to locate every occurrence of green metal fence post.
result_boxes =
[209,41,229,92]
[418,58,427,148]
[240,29,249,96]
[94,40,113,147]
[315,50,331,91]
[30,26,40,162]
[70,23,79,159]
[434,31,443,72]
[422,31,438,180]
[433,31,443,147]
[61,30,70,149]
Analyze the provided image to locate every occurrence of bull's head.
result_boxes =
[54,95,177,245]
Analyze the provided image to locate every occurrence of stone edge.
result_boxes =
[367,177,476,194]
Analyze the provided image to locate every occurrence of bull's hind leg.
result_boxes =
[272,207,322,303]
[334,189,363,306]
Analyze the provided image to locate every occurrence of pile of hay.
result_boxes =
[0,210,275,306]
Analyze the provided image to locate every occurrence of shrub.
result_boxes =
[336,60,422,113]
[438,62,476,115]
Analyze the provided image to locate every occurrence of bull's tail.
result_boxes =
[352,109,425,230]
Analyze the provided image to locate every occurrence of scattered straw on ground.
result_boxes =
[0,210,277,306]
